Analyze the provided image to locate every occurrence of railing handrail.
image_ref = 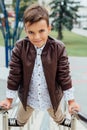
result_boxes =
[0,98,19,115]
[0,102,46,130]
[72,111,87,123]
[0,103,19,112]
[71,110,87,130]
[0,102,87,130]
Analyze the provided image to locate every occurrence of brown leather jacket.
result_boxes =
[7,36,72,112]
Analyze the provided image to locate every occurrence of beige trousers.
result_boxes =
[17,103,65,126]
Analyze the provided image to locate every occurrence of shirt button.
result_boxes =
[38,64,40,66]
[38,74,40,76]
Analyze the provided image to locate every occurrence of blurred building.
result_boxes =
[77,0,87,29]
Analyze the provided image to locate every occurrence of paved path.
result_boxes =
[72,28,87,37]
[69,56,87,114]
[0,46,5,67]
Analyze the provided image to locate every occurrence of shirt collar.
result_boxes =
[34,44,46,51]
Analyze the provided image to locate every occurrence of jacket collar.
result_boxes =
[24,36,55,55]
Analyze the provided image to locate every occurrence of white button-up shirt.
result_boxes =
[6,45,74,110]
[27,46,52,110]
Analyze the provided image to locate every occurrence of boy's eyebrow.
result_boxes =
[27,30,33,32]
[27,30,34,33]
[26,28,45,32]
[25,28,32,32]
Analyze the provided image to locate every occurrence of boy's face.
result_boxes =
[25,19,51,47]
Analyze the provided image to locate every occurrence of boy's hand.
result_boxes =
[0,98,13,109]
[68,99,80,114]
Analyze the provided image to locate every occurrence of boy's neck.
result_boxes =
[35,43,46,48]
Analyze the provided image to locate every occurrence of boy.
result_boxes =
[0,4,80,127]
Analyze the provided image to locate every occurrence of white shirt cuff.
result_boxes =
[63,87,74,102]
[6,88,17,99]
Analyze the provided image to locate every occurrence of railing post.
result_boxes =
[19,127,23,130]
[27,120,31,130]
[63,101,69,130]
[71,115,76,130]
[3,111,10,130]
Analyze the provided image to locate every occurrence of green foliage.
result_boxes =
[50,30,87,56]
[0,31,4,46]
[49,0,80,39]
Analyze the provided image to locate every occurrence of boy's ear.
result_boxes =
[24,27,27,34]
[24,27,26,32]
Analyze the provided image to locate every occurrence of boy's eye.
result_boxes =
[39,29,45,33]
[28,31,33,34]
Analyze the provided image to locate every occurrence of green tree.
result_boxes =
[50,0,80,39]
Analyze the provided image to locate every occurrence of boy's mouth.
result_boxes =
[33,40,42,43]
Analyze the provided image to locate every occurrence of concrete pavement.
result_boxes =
[72,28,87,37]
[69,56,87,113]
[0,46,5,67]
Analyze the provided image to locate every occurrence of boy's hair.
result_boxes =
[23,4,49,26]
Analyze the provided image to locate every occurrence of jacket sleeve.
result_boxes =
[7,42,23,90]
[56,42,72,91]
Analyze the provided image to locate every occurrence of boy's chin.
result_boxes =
[33,43,45,48]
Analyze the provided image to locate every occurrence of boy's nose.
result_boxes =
[34,33,40,39]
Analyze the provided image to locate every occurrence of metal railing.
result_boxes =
[50,110,87,130]
[0,102,87,130]
[0,101,46,130]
